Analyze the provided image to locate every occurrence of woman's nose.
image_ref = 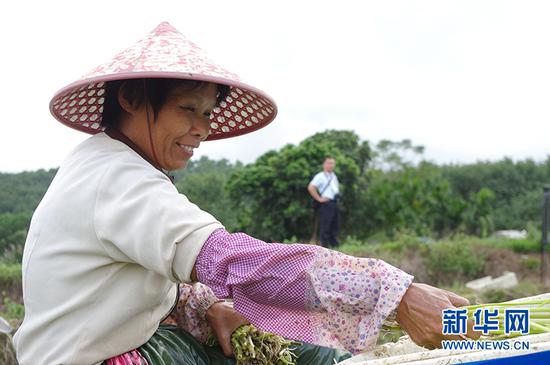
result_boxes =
[190,116,210,140]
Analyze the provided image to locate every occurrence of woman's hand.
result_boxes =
[396,283,480,348]
[206,301,249,357]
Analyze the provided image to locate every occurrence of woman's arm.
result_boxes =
[192,229,476,353]
[193,229,412,353]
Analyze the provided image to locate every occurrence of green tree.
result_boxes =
[0,212,31,260]
[175,156,241,231]
[360,161,495,238]
[0,169,57,213]
[372,139,425,171]
[441,157,550,229]
[226,130,371,241]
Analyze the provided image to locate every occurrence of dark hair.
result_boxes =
[102,78,230,127]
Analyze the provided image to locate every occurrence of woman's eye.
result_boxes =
[181,106,196,112]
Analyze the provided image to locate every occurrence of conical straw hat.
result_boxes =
[50,22,277,140]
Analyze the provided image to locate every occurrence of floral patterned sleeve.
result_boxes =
[162,283,222,343]
[195,229,413,354]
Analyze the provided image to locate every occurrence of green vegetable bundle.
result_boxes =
[462,298,550,339]
[208,324,299,365]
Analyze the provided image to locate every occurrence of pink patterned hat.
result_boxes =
[50,22,277,140]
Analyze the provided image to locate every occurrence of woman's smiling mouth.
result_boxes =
[176,142,196,156]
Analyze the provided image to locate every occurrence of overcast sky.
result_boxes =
[1,0,549,172]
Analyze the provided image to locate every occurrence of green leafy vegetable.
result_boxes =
[208,324,300,365]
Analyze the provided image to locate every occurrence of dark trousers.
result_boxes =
[319,200,340,248]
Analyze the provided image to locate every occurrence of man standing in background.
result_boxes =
[308,157,340,248]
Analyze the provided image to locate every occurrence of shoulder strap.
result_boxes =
[319,173,333,195]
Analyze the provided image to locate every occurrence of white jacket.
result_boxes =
[14,132,223,364]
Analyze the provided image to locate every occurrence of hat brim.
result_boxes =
[50,71,277,141]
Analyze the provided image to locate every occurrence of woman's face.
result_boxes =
[144,83,218,171]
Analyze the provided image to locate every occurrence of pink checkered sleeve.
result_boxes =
[195,229,414,354]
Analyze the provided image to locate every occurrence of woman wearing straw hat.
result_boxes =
[13,23,478,364]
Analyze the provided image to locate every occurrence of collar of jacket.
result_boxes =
[104,127,175,184]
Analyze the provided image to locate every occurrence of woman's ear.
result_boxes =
[117,81,140,115]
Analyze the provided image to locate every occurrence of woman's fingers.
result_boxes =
[465,319,482,340]
[443,320,481,342]
[206,302,249,357]
[443,289,471,308]
[440,291,481,340]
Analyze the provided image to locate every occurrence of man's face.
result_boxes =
[323,158,335,172]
